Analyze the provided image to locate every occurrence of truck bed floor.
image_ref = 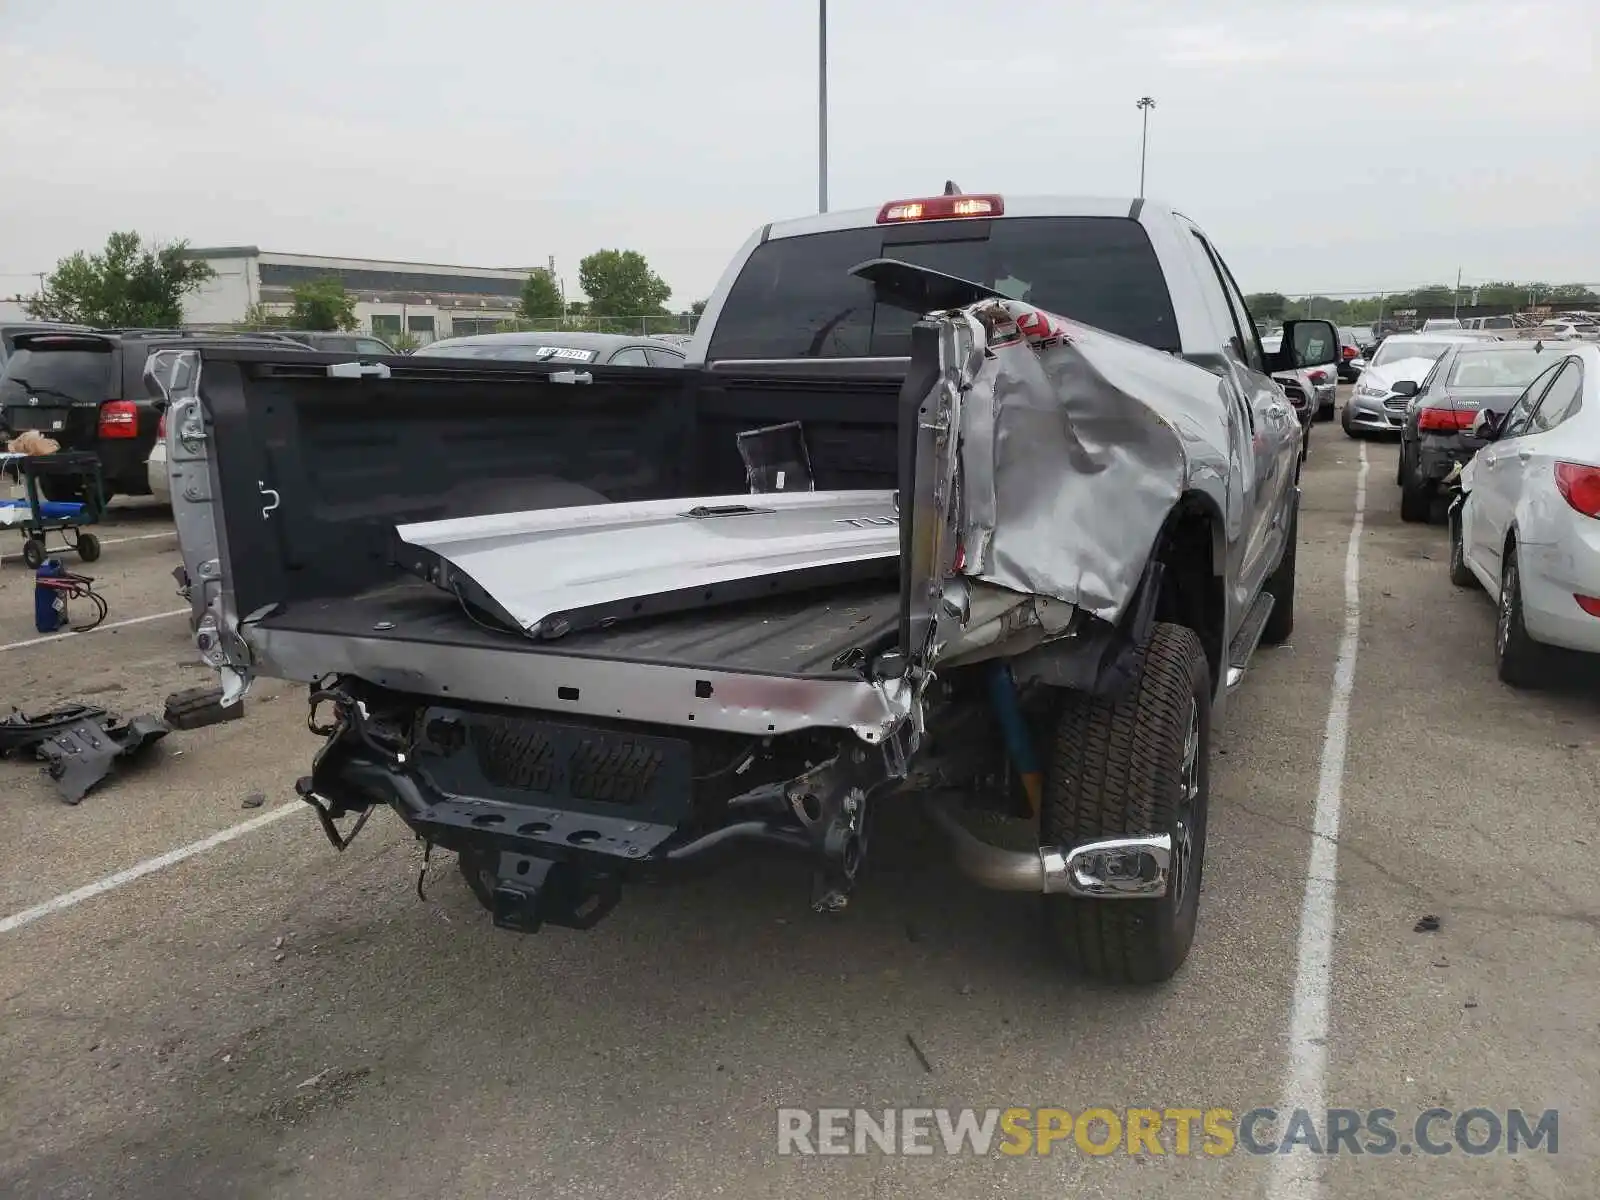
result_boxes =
[258,576,900,681]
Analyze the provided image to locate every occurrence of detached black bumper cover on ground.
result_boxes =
[0,704,169,803]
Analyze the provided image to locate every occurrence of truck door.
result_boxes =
[1185,231,1296,606]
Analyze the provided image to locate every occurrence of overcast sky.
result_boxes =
[2,0,1596,309]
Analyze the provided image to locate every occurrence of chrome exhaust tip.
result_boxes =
[923,797,1170,899]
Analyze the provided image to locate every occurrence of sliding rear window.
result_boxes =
[706,215,1179,360]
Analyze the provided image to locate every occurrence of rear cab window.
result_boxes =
[0,338,116,408]
[706,216,1180,360]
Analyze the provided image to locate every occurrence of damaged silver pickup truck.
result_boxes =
[157,192,1338,984]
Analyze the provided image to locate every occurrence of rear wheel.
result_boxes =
[1041,622,1210,985]
[1399,466,1431,523]
[76,532,101,563]
[1495,539,1548,688]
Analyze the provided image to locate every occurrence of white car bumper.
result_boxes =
[1519,522,1600,654]
[147,440,170,506]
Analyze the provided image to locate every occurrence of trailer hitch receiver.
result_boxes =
[462,849,622,934]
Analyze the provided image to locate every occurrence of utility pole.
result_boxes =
[818,0,829,213]
[1452,267,1462,320]
[1136,97,1156,199]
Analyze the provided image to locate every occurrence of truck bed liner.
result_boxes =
[259,576,900,681]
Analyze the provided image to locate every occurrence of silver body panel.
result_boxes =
[247,625,916,744]
[395,490,899,639]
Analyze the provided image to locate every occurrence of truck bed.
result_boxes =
[258,575,900,681]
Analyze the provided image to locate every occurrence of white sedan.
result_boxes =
[146,413,170,506]
[1451,343,1600,683]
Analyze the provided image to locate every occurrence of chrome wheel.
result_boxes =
[1497,554,1517,660]
[1171,699,1201,910]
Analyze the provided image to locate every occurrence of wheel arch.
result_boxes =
[1151,490,1227,690]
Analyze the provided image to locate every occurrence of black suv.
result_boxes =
[0,329,293,500]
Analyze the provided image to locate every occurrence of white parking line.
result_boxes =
[1,529,176,563]
[0,803,304,936]
[0,606,189,653]
[1268,441,1368,1200]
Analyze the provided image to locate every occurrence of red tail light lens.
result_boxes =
[1575,594,1600,618]
[1342,345,1357,359]
[877,194,1004,223]
[98,400,138,439]
[1416,407,1477,432]
[1554,461,1600,518]
[157,412,167,439]
[1308,369,1328,384]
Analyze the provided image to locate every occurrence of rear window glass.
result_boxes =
[1446,351,1550,388]
[0,343,114,404]
[707,216,1180,359]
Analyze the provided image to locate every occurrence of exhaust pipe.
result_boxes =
[923,796,1171,899]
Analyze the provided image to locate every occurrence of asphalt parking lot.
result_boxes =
[1,396,1596,1200]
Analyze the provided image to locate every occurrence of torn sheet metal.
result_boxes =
[396,490,900,639]
[910,299,1228,667]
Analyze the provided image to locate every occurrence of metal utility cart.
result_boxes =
[0,451,106,568]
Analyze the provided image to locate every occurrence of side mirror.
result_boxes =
[1282,319,1340,369]
[1471,409,1501,440]
[1391,379,1419,397]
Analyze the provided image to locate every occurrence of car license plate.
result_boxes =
[12,409,67,432]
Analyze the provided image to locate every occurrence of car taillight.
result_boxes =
[157,412,167,439]
[1575,594,1600,618]
[1308,369,1328,384]
[1554,461,1600,518]
[876,194,1004,223]
[1416,407,1476,432]
[1342,345,1357,359]
[98,400,138,439]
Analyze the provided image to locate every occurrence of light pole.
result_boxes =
[818,0,829,213]
[1136,96,1156,199]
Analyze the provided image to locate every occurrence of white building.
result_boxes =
[180,247,537,343]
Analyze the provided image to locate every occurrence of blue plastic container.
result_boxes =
[34,558,67,633]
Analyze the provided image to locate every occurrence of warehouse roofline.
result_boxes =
[182,246,532,280]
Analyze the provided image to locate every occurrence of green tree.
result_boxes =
[690,299,707,319]
[235,302,289,330]
[578,249,671,318]
[1245,292,1288,321]
[288,277,358,330]
[25,231,214,327]
[519,268,564,320]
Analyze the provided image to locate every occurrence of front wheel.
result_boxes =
[1041,622,1210,985]
[1448,505,1476,588]
[1261,495,1298,645]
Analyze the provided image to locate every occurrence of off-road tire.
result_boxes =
[1495,538,1548,688]
[1448,506,1476,588]
[1260,494,1298,645]
[1041,622,1210,985]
